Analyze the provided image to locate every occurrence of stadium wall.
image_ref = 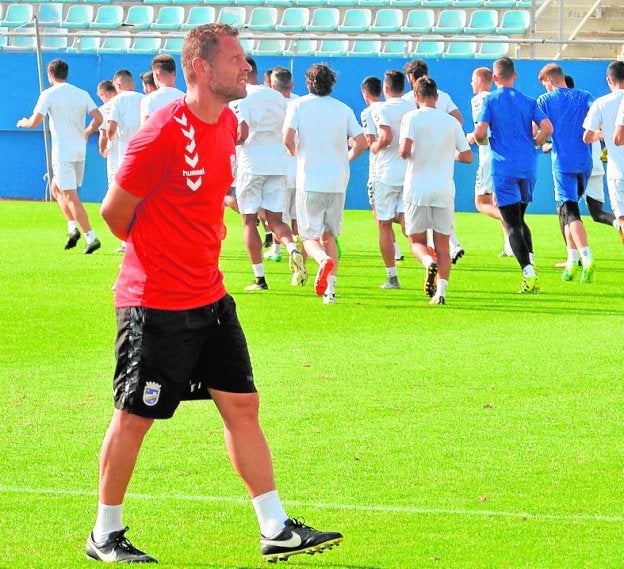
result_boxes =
[0,53,612,214]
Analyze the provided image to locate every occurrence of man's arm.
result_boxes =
[533,118,553,147]
[399,137,412,160]
[348,133,367,162]
[614,125,624,146]
[283,127,297,156]
[85,108,103,137]
[98,129,109,157]
[100,182,143,241]
[450,108,464,125]
[456,148,473,164]
[473,121,489,144]
[16,112,44,129]
[107,119,118,142]
[369,125,392,155]
[237,120,249,145]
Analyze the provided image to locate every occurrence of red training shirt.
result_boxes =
[114,98,237,310]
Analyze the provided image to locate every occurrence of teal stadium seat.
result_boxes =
[130,33,162,53]
[400,9,434,33]
[217,7,247,28]
[83,0,112,4]
[475,34,509,57]
[348,39,380,56]
[66,31,100,52]
[380,40,407,56]
[496,9,529,33]
[159,35,183,53]
[327,0,358,6]
[246,7,278,31]
[265,0,294,7]
[283,37,317,55]
[432,9,466,33]
[442,35,476,57]
[98,33,131,53]
[464,9,497,33]
[37,4,63,27]
[0,26,8,49]
[337,8,371,32]
[315,39,349,56]
[252,38,285,55]
[61,5,93,29]
[358,0,389,7]
[42,27,68,50]
[123,6,155,31]
[453,0,484,6]
[151,7,184,30]
[305,8,339,31]
[485,0,514,6]
[238,37,254,52]
[389,0,421,7]
[4,27,36,50]
[90,6,123,30]
[515,0,543,7]
[235,0,265,6]
[370,8,403,32]
[2,4,34,28]
[143,0,172,6]
[293,0,325,6]
[410,34,444,57]
[181,6,216,30]
[275,7,309,31]
[421,0,452,6]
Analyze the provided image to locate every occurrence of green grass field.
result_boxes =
[1,200,623,569]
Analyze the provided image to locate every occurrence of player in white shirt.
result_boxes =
[399,76,473,305]
[95,80,118,187]
[583,60,624,244]
[232,58,306,292]
[17,59,103,253]
[402,58,466,264]
[284,64,367,304]
[465,67,512,257]
[369,70,413,289]
[140,54,185,126]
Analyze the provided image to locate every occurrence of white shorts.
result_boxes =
[606,177,624,219]
[52,159,85,191]
[282,185,297,224]
[236,172,287,215]
[475,159,494,196]
[584,174,605,202]
[373,181,404,221]
[296,191,345,240]
[404,203,454,236]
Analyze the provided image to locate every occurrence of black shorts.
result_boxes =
[113,294,256,419]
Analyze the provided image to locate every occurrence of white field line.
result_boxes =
[1,486,622,524]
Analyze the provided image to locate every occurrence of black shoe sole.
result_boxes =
[424,263,438,298]
[65,231,81,250]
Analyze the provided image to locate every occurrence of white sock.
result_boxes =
[393,242,402,259]
[528,252,535,265]
[313,251,329,265]
[271,243,281,255]
[85,230,96,245]
[68,221,78,232]
[566,248,579,267]
[579,246,592,266]
[386,266,397,278]
[422,254,433,269]
[613,219,621,230]
[252,491,288,538]
[327,275,337,295]
[285,241,297,255]
[437,278,448,297]
[93,503,123,544]
[449,230,459,250]
[252,263,265,278]
[522,264,536,278]
[426,229,434,249]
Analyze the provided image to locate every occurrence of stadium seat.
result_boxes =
[4,26,36,50]
[390,0,422,7]
[442,35,476,57]
[358,0,389,7]
[475,35,509,57]
[37,4,63,27]
[453,0,484,6]
[0,26,8,49]
[246,7,278,31]
[496,9,529,33]
[90,6,124,30]
[42,27,68,50]
[484,0,514,6]
[151,7,184,30]
[143,0,172,6]
[421,0,452,6]
[293,0,325,6]
[464,9,497,33]
[97,33,131,53]
[380,40,407,56]
[515,0,543,6]
[337,8,371,32]
[83,0,112,4]
[61,5,93,29]
[1,4,34,28]
[348,39,380,56]
[283,37,317,55]
[370,8,403,32]
[327,0,358,6]
[410,34,444,57]
[305,8,339,31]
[400,9,434,33]
[66,31,100,52]
[235,0,265,5]
[239,37,254,52]
[315,39,349,56]
[181,6,216,30]
[252,38,285,55]
[129,33,162,53]
[265,0,294,6]
[159,35,183,53]
[216,7,246,28]
[275,7,309,31]
[123,6,155,31]
[432,9,466,33]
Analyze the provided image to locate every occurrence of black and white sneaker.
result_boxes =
[261,518,343,563]
[65,229,81,250]
[85,527,157,564]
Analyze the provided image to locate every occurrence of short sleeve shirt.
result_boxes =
[401,89,458,114]
[361,101,381,183]
[108,90,144,159]
[114,99,237,310]
[140,86,185,120]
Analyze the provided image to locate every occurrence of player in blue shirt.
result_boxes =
[474,57,553,293]
[537,63,596,284]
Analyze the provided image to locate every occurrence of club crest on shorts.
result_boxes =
[143,381,161,407]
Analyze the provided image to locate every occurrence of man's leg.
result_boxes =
[430,231,450,304]
[265,210,306,286]
[242,213,268,290]
[63,189,101,253]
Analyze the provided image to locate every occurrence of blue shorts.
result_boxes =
[492,176,536,207]
[553,171,591,205]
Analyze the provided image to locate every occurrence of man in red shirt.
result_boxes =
[86,24,342,565]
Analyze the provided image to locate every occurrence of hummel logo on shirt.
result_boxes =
[174,112,202,192]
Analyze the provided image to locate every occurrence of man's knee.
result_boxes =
[560,200,581,226]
